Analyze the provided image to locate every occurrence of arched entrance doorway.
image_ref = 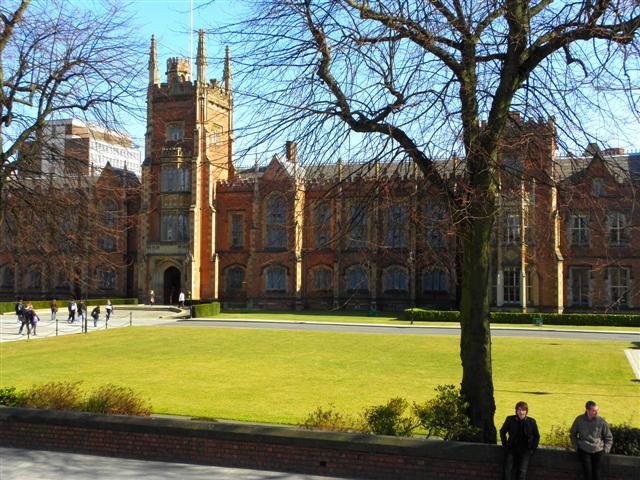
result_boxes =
[163,267,181,305]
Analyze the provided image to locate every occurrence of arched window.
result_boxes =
[347,203,368,249]
[423,269,449,294]
[383,266,408,294]
[386,205,407,248]
[26,268,42,290]
[313,203,331,248]
[99,199,118,251]
[311,266,332,291]
[97,268,116,290]
[265,195,286,249]
[265,264,287,292]
[225,266,245,293]
[346,265,369,293]
[0,265,14,289]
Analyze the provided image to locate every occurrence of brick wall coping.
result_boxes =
[1,407,637,479]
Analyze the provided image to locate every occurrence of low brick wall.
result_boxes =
[0,407,637,479]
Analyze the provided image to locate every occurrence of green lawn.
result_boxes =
[1,327,637,437]
[213,310,639,332]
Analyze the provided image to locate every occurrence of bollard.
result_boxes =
[129,312,132,327]
[55,316,58,336]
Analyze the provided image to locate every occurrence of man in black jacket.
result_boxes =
[500,401,540,480]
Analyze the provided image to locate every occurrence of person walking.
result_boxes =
[15,298,24,325]
[499,401,540,480]
[17,299,30,335]
[178,290,185,308]
[68,300,77,323]
[105,300,113,322]
[30,308,40,336]
[51,299,58,323]
[149,290,155,305]
[91,305,100,327]
[570,401,613,480]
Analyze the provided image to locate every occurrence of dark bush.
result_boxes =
[413,384,478,441]
[301,404,364,432]
[0,386,25,407]
[193,302,221,318]
[363,397,416,436]
[84,384,151,416]
[610,424,640,456]
[22,381,83,410]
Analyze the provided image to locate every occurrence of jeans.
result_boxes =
[503,449,532,480]
[578,449,603,480]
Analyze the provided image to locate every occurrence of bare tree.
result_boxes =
[0,0,145,225]
[221,1,640,441]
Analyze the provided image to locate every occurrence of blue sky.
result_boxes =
[124,0,639,157]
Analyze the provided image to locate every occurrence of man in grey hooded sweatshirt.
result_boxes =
[570,400,613,480]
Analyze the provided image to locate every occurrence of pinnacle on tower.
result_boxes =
[149,35,159,86]
[196,29,207,84]
[223,45,232,94]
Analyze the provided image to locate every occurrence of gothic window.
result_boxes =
[592,178,604,196]
[503,267,520,304]
[569,214,589,246]
[209,124,223,145]
[426,205,445,248]
[0,265,14,288]
[26,268,42,290]
[386,205,407,248]
[608,213,628,246]
[503,214,521,245]
[608,266,630,307]
[569,266,590,307]
[383,266,408,294]
[313,203,331,249]
[97,268,116,290]
[230,213,244,248]
[265,265,287,292]
[161,167,190,192]
[265,195,286,249]
[346,266,369,293]
[161,213,189,242]
[311,266,332,291]
[225,265,245,293]
[347,203,368,249]
[423,269,448,294]
[167,124,184,141]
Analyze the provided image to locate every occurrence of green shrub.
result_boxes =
[403,309,460,322]
[542,424,572,450]
[301,404,364,433]
[610,423,640,456]
[22,381,83,411]
[84,384,151,416]
[413,384,478,441]
[0,386,25,407]
[363,397,416,436]
[193,302,221,318]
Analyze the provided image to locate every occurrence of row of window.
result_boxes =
[569,213,630,246]
[568,266,632,307]
[225,200,448,250]
[0,266,117,291]
[223,264,450,295]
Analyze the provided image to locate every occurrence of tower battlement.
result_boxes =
[166,57,192,85]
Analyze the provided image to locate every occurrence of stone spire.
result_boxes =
[196,29,207,84]
[149,35,159,86]
[223,45,232,94]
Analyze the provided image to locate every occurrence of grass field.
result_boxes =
[1,326,637,437]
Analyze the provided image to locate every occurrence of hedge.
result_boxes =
[0,298,138,315]
[192,302,221,318]
[403,309,639,328]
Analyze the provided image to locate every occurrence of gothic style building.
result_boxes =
[139,34,639,312]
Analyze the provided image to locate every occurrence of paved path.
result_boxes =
[175,318,640,342]
[1,308,638,343]
[0,447,346,480]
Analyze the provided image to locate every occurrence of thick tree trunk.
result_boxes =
[459,196,497,443]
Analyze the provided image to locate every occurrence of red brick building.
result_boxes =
[139,34,639,312]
